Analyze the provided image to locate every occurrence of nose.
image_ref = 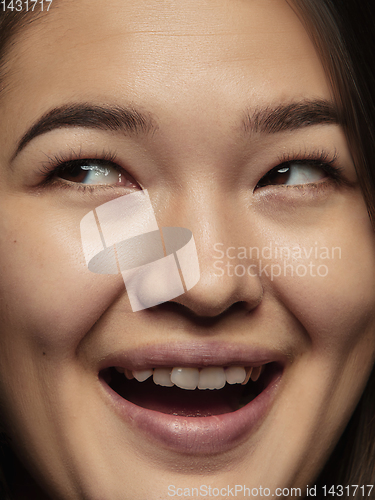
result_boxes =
[174,263,263,318]
[164,191,264,318]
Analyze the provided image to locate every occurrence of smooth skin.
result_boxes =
[0,0,374,498]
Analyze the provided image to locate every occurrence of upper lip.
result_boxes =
[98,341,289,372]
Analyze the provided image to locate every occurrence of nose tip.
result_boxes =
[152,190,264,319]
[171,258,264,318]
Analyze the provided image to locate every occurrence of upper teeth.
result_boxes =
[115,365,264,390]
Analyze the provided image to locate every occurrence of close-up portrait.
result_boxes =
[0,0,374,499]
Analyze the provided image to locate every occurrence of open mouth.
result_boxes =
[100,363,281,417]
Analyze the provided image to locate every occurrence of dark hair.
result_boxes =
[288,0,375,495]
[0,10,46,96]
[0,1,374,498]
[290,0,375,228]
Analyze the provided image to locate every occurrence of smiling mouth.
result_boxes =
[100,363,281,417]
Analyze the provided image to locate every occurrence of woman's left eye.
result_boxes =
[51,159,139,188]
[256,162,330,188]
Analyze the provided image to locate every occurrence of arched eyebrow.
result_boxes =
[12,99,340,162]
[11,103,157,161]
[243,99,340,134]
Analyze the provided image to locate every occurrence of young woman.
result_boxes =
[0,0,374,498]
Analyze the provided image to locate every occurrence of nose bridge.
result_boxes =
[163,186,264,317]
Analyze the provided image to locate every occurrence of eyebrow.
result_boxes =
[12,99,340,161]
[243,99,340,134]
[12,103,157,161]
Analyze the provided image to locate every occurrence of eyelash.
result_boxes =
[38,150,127,192]
[255,149,343,190]
[38,148,344,192]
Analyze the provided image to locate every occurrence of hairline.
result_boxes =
[0,9,50,98]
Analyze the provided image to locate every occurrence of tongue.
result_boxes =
[111,376,243,416]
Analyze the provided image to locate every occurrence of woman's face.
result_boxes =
[0,0,374,498]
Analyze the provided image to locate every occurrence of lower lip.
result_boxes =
[100,375,280,454]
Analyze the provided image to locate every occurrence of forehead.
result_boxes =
[2,0,331,131]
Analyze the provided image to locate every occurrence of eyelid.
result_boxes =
[39,149,119,178]
[37,149,141,190]
[255,148,348,190]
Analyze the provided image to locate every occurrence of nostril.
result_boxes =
[168,265,264,318]
[156,300,258,327]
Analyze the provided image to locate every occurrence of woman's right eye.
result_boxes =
[50,159,140,188]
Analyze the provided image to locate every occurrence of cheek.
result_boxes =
[0,203,125,356]
[268,220,375,355]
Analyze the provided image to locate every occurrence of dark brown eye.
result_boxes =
[56,159,138,187]
[257,162,327,188]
